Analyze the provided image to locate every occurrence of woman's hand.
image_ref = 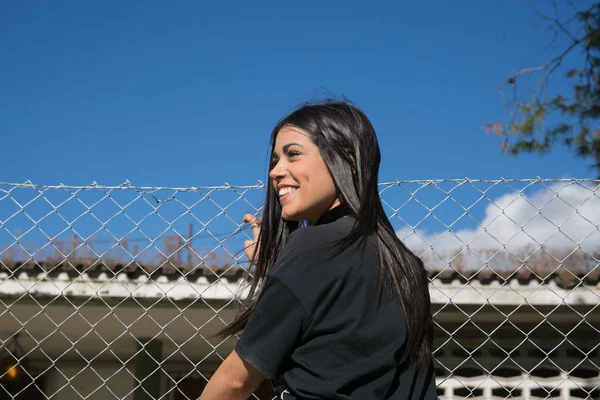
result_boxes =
[242,214,261,266]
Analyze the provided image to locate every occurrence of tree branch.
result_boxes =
[505,0,587,85]
[507,35,584,83]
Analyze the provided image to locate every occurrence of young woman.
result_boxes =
[200,100,436,399]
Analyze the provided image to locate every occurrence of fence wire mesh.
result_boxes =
[0,178,598,400]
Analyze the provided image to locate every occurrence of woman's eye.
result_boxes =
[288,151,301,158]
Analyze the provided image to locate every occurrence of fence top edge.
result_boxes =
[0,181,267,191]
[1,178,599,190]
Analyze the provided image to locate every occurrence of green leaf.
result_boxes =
[520,116,535,136]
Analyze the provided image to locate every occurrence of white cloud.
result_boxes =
[396,182,600,269]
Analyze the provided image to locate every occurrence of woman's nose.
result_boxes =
[269,160,286,180]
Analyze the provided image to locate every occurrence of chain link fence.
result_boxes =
[0,178,598,400]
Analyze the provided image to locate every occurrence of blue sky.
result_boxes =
[1,2,598,266]
[1,1,596,187]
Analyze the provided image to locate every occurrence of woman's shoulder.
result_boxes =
[292,215,353,242]
[269,216,380,313]
[271,216,363,279]
[276,224,338,262]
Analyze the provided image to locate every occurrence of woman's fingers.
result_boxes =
[242,214,261,240]
[242,214,261,264]
[251,216,262,240]
[241,214,255,224]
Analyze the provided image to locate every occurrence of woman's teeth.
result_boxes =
[278,187,297,196]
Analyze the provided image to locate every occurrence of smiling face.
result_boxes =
[269,125,341,225]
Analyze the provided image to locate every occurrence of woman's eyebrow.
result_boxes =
[282,143,304,152]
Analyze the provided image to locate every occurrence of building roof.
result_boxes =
[1,260,598,305]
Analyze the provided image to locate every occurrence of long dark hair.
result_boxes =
[217,99,432,367]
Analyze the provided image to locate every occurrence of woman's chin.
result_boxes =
[281,210,302,222]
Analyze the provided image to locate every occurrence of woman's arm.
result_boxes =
[199,350,266,400]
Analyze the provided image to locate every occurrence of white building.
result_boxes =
[0,263,598,400]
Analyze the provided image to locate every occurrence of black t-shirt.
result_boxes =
[235,208,436,399]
